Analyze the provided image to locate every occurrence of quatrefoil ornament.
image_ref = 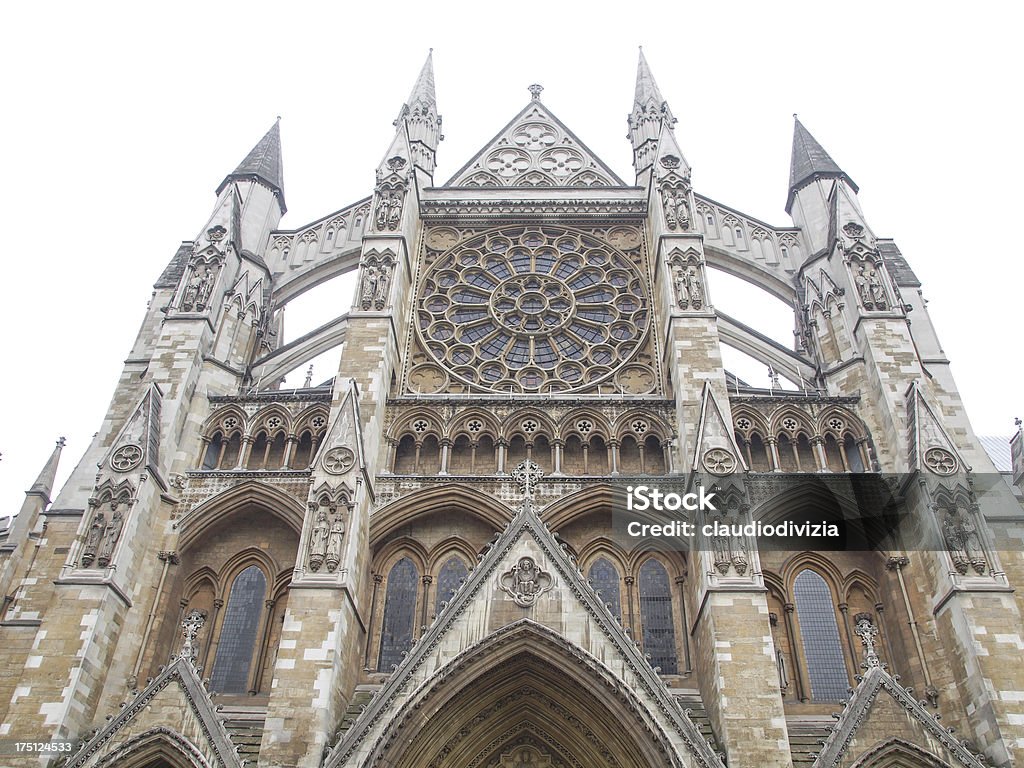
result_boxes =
[322,447,356,475]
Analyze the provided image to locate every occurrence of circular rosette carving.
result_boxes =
[408,363,448,394]
[511,122,559,150]
[110,444,143,472]
[924,447,958,475]
[417,226,650,394]
[702,448,737,476]
[425,227,461,251]
[485,149,531,178]
[538,148,584,178]
[321,446,356,475]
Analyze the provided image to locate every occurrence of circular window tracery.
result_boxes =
[418,227,649,393]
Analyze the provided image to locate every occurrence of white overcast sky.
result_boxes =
[1,1,1020,513]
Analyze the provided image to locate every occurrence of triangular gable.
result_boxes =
[64,657,240,768]
[813,665,986,768]
[314,379,369,480]
[906,383,970,475]
[328,482,723,768]
[99,383,163,483]
[692,383,748,474]
[445,100,627,187]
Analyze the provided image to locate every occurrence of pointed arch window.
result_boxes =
[209,565,266,694]
[378,557,419,672]
[435,556,468,609]
[638,559,678,674]
[793,569,848,700]
[587,557,621,621]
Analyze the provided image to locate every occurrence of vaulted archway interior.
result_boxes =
[373,644,677,768]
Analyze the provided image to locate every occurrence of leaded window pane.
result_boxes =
[209,565,266,694]
[588,558,621,621]
[794,569,849,701]
[639,559,678,674]
[436,556,468,609]
[378,558,418,672]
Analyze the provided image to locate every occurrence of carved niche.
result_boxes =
[358,251,396,312]
[306,485,351,573]
[177,243,223,313]
[373,157,408,232]
[667,247,706,311]
[937,502,987,576]
[82,481,134,568]
[847,252,890,312]
[658,166,692,231]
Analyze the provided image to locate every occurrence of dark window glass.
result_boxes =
[588,558,621,621]
[794,569,848,700]
[639,559,678,674]
[209,565,266,694]
[378,558,418,672]
[436,556,468,609]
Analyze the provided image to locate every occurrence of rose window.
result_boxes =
[417,227,649,393]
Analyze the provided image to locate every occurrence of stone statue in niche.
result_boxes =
[660,183,690,231]
[81,511,105,567]
[673,267,689,308]
[374,263,392,310]
[180,263,218,311]
[308,509,329,572]
[868,269,888,310]
[375,190,404,231]
[325,516,345,572]
[97,507,124,567]
[686,266,704,309]
[942,509,987,575]
[360,266,379,310]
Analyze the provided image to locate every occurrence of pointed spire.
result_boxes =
[404,50,437,114]
[394,51,442,176]
[634,48,666,112]
[629,48,675,172]
[27,437,65,503]
[218,119,286,212]
[786,116,857,212]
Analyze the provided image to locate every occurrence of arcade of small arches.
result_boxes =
[732,404,872,473]
[196,405,329,472]
[386,409,673,477]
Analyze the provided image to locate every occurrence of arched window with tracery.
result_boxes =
[793,569,848,700]
[587,557,621,621]
[378,557,419,671]
[435,555,468,609]
[209,565,266,694]
[638,559,677,674]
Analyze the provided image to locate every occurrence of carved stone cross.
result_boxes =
[854,613,882,669]
[512,459,543,497]
[179,609,207,663]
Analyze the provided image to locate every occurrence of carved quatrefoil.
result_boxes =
[322,447,356,475]
[702,448,737,476]
[110,444,143,472]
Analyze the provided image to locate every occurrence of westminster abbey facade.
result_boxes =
[2,52,1023,768]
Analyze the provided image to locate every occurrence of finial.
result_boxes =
[1015,417,1022,428]
[793,113,798,120]
[304,364,314,388]
[528,84,544,101]
[57,436,66,447]
[854,613,883,669]
[276,115,281,122]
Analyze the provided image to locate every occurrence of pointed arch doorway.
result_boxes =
[357,621,685,768]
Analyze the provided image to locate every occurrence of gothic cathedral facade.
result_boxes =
[2,53,1023,768]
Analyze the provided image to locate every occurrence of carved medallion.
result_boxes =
[322,446,356,475]
[500,556,553,607]
[702,448,737,476]
[842,221,864,238]
[923,447,957,475]
[110,444,143,472]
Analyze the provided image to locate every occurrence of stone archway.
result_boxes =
[362,621,684,768]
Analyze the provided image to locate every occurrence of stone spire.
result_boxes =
[396,50,442,176]
[629,48,676,173]
[786,116,857,213]
[27,436,65,504]
[217,119,286,213]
